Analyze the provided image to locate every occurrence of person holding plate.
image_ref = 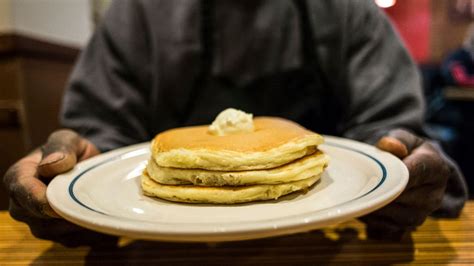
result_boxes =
[3,0,468,246]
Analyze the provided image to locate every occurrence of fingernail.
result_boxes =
[45,208,61,218]
[41,202,61,218]
[39,152,65,166]
[377,137,408,158]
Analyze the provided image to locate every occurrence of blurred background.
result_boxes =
[0,0,473,209]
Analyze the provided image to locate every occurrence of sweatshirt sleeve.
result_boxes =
[338,1,467,217]
[340,0,425,144]
[60,0,152,152]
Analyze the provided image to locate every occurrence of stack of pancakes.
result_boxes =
[141,117,329,204]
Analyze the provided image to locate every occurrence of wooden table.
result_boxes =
[444,86,474,101]
[1,202,473,265]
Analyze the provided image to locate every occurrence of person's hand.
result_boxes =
[3,129,117,247]
[360,129,450,240]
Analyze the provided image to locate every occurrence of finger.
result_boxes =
[377,137,408,158]
[385,129,424,154]
[360,212,413,241]
[38,129,99,178]
[365,182,447,231]
[9,199,117,247]
[365,224,409,241]
[403,142,449,190]
[395,184,446,214]
[5,152,59,218]
[368,201,429,228]
[360,201,427,241]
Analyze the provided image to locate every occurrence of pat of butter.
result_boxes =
[208,108,254,136]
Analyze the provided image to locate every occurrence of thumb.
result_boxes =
[376,129,424,159]
[38,129,99,178]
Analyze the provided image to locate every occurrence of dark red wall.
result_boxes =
[383,0,431,63]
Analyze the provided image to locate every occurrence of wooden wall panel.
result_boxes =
[430,0,472,63]
[0,33,79,210]
[20,57,75,148]
[0,58,21,100]
[0,58,25,210]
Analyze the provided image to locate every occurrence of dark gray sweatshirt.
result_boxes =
[60,0,467,216]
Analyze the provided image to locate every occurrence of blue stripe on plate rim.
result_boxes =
[68,141,387,217]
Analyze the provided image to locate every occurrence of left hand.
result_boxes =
[3,129,117,247]
[360,129,450,240]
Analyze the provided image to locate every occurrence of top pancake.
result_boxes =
[151,117,324,171]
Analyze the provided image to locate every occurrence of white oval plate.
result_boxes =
[47,136,408,242]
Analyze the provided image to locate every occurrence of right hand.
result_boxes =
[3,129,117,247]
[360,129,451,240]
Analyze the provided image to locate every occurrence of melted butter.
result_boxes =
[208,108,254,136]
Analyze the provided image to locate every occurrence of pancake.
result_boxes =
[146,151,329,186]
[141,170,321,204]
[143,111,328,205]
[151,117,324,171]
